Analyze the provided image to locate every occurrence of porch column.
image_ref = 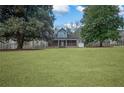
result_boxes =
[66,40,67,47]
[76,40,78,46]
[58,40,59,47]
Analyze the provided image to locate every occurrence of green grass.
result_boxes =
[0,48,124,86]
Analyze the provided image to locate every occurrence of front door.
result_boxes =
[59,40,65,47]
[61,41,64,47]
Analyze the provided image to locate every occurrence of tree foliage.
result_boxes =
[0,5,54,49]
[81,5,124,47]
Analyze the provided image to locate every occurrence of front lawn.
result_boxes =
[0,48,124,86]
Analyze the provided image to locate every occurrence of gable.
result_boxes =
[57,28,67,38]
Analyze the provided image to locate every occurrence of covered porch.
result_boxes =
[50,39,78,48]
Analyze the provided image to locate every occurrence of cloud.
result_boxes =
[119,5,124,16]
[64,23,72,28]
[76,6,85,12]
[53,5,69,14]
[64,23,81,29]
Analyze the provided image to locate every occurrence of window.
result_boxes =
[57,31,67,38]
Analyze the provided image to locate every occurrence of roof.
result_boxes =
[57,28,66,33]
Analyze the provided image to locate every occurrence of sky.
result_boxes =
[53,5,85,27]
[53,5,124,27]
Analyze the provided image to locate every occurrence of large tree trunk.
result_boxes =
[17,39,24,49]
[16,31,24,49]
[100,41,103,47]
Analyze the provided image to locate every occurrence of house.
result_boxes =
[49,28,84,48]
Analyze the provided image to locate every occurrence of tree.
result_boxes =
[0,5,54,49]
[0,17,44,49]
[81,5,124,47]
[27,6,55,41]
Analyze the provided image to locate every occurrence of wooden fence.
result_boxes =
[1,40,124,49]
[86,40,124,47]
[0,40,48,49]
